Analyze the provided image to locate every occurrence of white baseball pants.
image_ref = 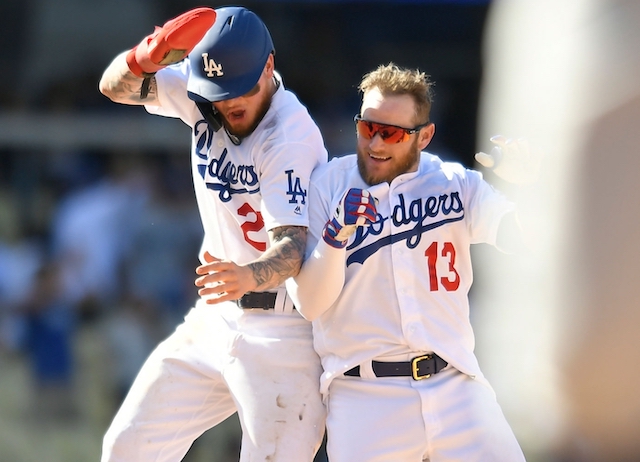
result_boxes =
[325,366,525,462]
[101,300,326,462]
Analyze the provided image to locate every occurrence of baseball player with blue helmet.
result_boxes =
[98,6,327,461]
[286,63,530,461]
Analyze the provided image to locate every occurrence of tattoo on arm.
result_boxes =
[99,52,160,106]
[249,226,307,290]
[111,73,159,105]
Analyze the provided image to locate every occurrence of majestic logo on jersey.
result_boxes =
[202,53,223,77]
[285,169,307,209]
[194,121,259,202]
[346,192,464,266]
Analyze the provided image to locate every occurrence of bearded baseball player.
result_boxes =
[286,63,529,461]
[98,6,327,461]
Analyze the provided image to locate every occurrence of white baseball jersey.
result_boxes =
[305,152,515,395]
[147,61,326,268]
[101,63,328,462]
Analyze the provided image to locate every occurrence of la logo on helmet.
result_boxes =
[202,53,223,77]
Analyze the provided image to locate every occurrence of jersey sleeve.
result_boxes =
[303,156,361,259]
[144,61,200,127]
[304,168,333,258]
[255,140,323,231]
[252,88,328,232]
[463,168,516,246]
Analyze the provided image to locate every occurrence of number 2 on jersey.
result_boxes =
[425,241,460,291]
[238,202,266,251]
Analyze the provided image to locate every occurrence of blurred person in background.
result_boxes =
[19,258,77,421]
[124,153,202,331]
[49,153,150,321]
[476,0,640,460]
[103,153,202,406]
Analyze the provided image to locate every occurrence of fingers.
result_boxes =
[195,258,236,285]
[195,267,239,305]
[351,202,376,222]
[490,134,509,147]
[195,255,252,304]
[477,135,515,169]
[195,271,220,288]
[324,188,379,248]
[479,135,541,185]
[203,251,218,263]
[490,135,530,156]
[127,7,216,77]
[194,255,226,284]
[197,280,237,300]
[474,151,495,168]
[195,252,221,275]
[345,188,378,225]
[358,201,378,223]
[159,7,217,52]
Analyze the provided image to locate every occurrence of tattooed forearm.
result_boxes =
[98,51,160,106]
[248,226,307,290]
[113,73,159,105]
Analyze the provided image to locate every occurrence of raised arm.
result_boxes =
[475,135,543,254]
[99,52,159,105]
[98,7,216,106]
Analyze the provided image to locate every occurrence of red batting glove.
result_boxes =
[126,7,216,78]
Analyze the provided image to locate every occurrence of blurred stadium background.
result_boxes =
[1,0,639,461]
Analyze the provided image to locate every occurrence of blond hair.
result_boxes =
[358,62,434,125]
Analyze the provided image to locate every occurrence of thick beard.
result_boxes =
[222,93,272,139]
[357,137,421,186]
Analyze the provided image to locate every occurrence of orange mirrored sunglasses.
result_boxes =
[354,115,429,144]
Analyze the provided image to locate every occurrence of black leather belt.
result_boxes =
[236,292,277,310]
[344,354,448,380]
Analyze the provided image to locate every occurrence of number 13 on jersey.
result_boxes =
[425,241,460,291]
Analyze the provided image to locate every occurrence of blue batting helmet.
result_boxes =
[187,7,275,103]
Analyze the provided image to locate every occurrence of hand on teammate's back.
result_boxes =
[194,251,257,304]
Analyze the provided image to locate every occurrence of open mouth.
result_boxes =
[227,109,245,122]
[369,153,390,161]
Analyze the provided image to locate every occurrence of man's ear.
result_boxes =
[264,53,275,78]
[419,123,436,150]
